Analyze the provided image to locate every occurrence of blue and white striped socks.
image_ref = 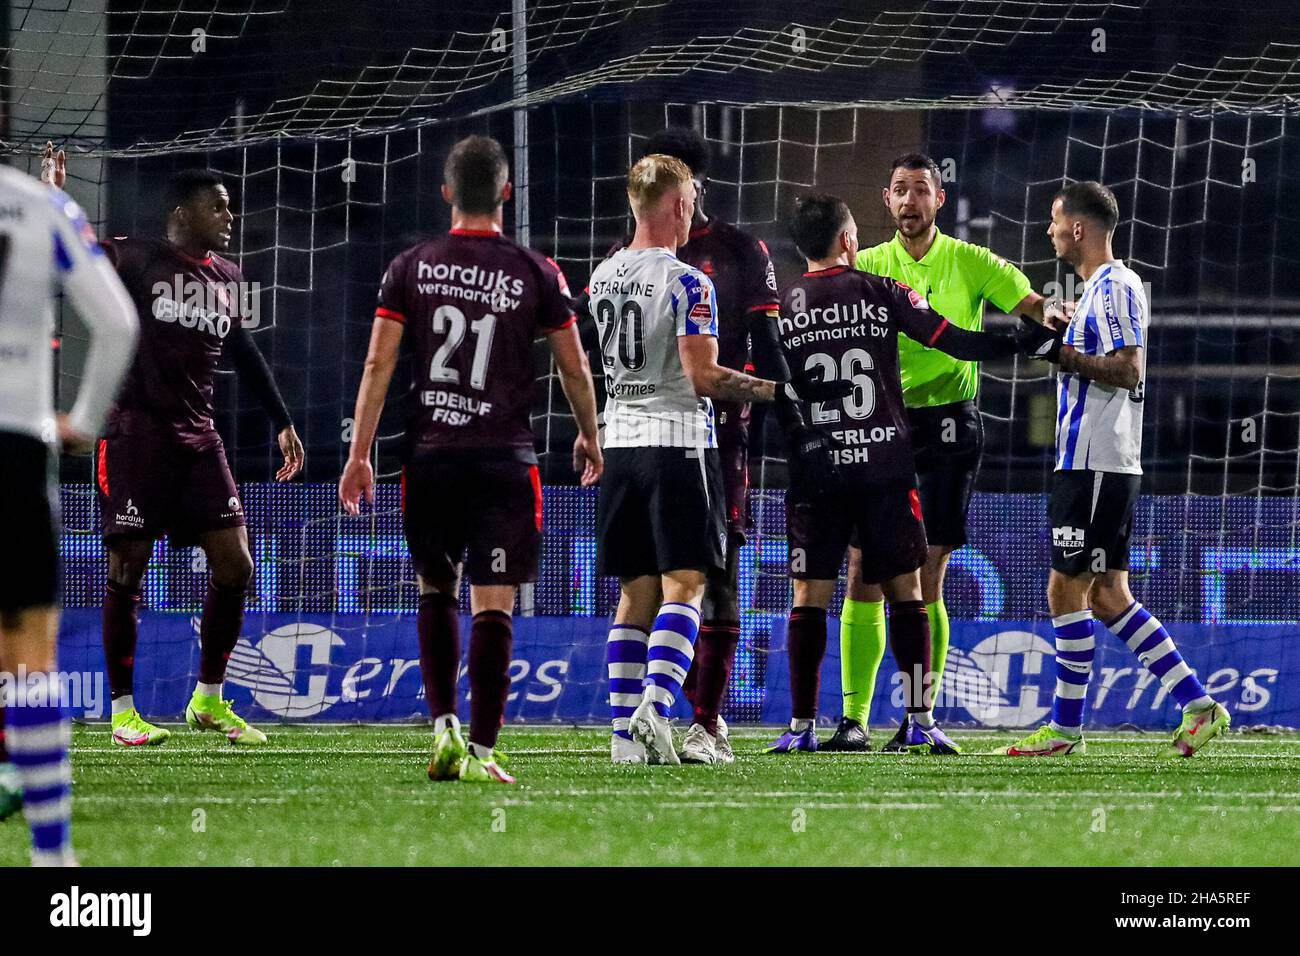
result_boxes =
[1049,611,1096,736]
[1108,601,1214,712]
[607,624,649,740]
[643,603,702,718]
[6,692,73,866]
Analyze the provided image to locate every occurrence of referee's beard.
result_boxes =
[895,210,934,240]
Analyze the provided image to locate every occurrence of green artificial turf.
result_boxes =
[3,725,1298,866]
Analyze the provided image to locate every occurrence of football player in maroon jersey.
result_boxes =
[339,136,602,784]
[42,147,305,748]
[767,194,1055,754]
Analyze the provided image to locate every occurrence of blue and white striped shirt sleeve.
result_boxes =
[672,271,718,337]
[49,189,139,437]
[1098,278,1144,353]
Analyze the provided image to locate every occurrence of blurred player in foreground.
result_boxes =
[52,147,306,748]
[833,153,1062,751]
[0,161,138,863]
[1002,182,1229,757]
[767,194,1056,754]
[340,135,602,784]
[594,154,847,765]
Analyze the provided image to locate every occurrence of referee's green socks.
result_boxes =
[928,598,951,704]
[839,599,886,725]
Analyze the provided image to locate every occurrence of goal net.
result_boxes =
[7,0,1298,728]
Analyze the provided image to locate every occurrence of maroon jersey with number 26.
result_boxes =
[778,265,951,485]
[375,228,576,460]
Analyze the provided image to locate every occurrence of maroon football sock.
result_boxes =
[888,600,933,714]
[468,610,513,750]
[418,592,461,720]
[681,654,700,710]
[102,580,142,699]
[691,621,740,735]
[197,581,247,685]
[788,606,829,721]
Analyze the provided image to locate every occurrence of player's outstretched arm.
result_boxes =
[679,336,854,405]
[924,322,1020,361]
[547,322,603,486]
[679,335,777,403]
[226,322,302,480]
[51,191,139,451]
[339,316,403,514]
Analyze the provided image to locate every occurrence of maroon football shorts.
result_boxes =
[95,428,244,546]
[787,482,928,584]
[401,454,542,586]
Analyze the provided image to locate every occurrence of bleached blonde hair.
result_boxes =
[627,153,692,218]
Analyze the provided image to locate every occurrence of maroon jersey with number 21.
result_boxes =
[375,228,576,460]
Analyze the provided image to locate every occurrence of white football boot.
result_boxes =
[629,697,680,765]
[679,722,718,765]
[714,716,735,764]
[611,733,647,764]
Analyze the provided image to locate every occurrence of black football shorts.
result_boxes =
[788,481,928,585]
[0,430,61,612]
[907,399,983,549]
[402,453,543,586]
[1048,468,1141,576]
[597,446,727,579]
[96,425,243,546]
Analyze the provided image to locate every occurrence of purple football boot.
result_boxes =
[900,717,962,755]
[764,724,819,753]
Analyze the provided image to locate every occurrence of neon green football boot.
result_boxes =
[1168,702,1231,757]
[459,747,515,784]
[427,719,468,781]
[185,692,267,746]
[997,724,1086,756]
[110,708,172,746]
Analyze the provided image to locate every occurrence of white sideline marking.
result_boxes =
[61,794,1300,814]
[72,724,1300,745]
[61,786,1300,805]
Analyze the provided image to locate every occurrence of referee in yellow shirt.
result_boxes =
[825,153,1060,752]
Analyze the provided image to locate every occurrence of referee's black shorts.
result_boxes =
[907,399,983,549]
[597,446,727,579]
[0,430,61,613]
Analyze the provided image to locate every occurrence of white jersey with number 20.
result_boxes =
[587,246,718,449]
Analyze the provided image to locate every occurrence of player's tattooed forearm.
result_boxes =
[708,367,776,403]
[1061,346,1141,390]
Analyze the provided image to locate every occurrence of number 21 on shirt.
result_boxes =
[428,303,497,390]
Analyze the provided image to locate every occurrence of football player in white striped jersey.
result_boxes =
[1005,181,1228,758]
[0,162,138,863]
[594,153,847,764]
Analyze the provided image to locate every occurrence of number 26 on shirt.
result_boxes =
[804,348,876,423]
